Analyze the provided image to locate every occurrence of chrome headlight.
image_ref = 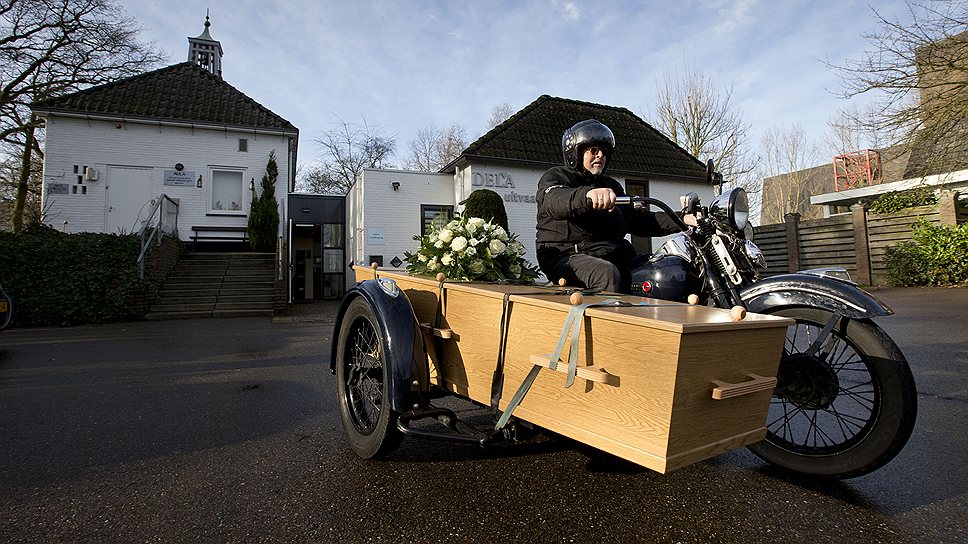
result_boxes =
[744,240,767,269]
[709,187,749,232]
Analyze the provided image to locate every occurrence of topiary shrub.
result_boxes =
[883,219,968,286]
[461,189,509,231]
[248,150,280,252]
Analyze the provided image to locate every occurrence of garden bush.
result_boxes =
[868,186,937,214]
[883,219,968,286]
[0,223,146,326]
[461,189,509,231]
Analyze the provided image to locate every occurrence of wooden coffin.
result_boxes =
[354,266,792,473]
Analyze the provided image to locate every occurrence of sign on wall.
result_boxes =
[164,169,196,186]
[367,228,385,245]
[46,183,69,195]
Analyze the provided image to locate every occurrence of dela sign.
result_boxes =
[471,172,514,188]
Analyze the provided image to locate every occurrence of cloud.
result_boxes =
[553,1,580,21]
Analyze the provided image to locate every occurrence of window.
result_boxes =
[238,138,248,152]
[421,205,454,236]
[210,169,245,213]
[625,180,652,254]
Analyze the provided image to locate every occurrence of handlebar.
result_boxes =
[613,195,692,232]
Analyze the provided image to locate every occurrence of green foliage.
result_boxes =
[461,189,509,231]
[884,219,968,286]
[0,224,146,326]
[248,150,281,252]
[868,187,937,215]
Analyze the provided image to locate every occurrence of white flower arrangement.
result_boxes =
[405,215,538,282]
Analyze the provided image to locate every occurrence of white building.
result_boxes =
[33,17,297,244]
[347,95,715,288]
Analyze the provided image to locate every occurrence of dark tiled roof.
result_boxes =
[448,95,706,179]
[31,62,297,133]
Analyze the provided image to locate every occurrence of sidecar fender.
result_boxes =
[330,278,424,412]
[741,272,892,319]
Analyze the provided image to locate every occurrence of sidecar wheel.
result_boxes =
[335,297,403,459]
[747,307,917,478]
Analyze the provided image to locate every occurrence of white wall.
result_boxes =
[347,169,453,287]
[39,114,293,239]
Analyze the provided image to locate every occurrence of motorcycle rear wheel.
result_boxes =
[747,307,917,478]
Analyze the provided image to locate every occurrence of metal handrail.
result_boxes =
[137,194,180,279]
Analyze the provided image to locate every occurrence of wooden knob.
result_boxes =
[730,306,747,321]
[435,272,446,282]
[558,278,568,287]
[687,294,699,305]
[569,292,584,306]
[370,262,379,269]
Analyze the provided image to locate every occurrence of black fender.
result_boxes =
[330,278,425,413]
[741,272,892,319]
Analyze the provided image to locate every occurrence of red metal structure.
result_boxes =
[833,149,881,191]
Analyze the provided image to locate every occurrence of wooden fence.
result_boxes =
[753,190,966,285]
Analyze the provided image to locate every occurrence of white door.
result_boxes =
[105,166,152,234]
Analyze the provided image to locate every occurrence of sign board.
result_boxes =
[367,228,385,246]
[46,183,69,195]
[164,169,196,187]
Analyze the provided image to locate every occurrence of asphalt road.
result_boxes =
[0,287,965,543]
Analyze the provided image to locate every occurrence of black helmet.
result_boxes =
[561,119,615,173]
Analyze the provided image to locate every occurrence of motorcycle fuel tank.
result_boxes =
[629,255,699,302]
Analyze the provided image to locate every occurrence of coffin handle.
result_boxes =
[529,355,620,386]
[711,374,777,400]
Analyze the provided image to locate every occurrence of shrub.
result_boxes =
[248,150,280,252]
[0,224,146,326]
[461,189,509,231]
[868,186,937,214]
[883,219,968,286]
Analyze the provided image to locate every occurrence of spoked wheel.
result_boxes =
[335,297,402,459]
[747,307,917,478]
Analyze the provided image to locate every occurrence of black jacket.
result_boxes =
[535,165,680,275]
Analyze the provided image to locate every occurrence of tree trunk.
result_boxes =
[12,122,36,233]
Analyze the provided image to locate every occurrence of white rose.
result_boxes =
[466,246,477,256]
[434,240,445,249]
[468,217,485,229]
[489,239,507,256]
[510,263,521,276]
[427,257,438,271]
[451,236,468,252]
[469,259,484,274]
[441,253,453,266]
[430,233,438,243]
[438,229,453,244]
[493,227,508,241]
[468,237,480,246]
[418,253,428,262]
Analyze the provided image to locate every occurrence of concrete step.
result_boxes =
[149,302,217,313]
[217,294,274,303]
[144,310,215,321]
[212,309,274,319]
[215,301,274,311]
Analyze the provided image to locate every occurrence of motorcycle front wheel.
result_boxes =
[747,307,917,478]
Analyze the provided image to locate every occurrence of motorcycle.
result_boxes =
[620,168,917,479]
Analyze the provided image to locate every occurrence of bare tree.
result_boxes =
[402,123,467,172]
[310,116,396,195]
[651,60,757,191]
[832,1,968,177]
[759,124,824,224]
[487,102,514,129]
[0,0,163,231]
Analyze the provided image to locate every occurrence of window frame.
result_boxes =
[420,204,454,236]
[208,167,247,216]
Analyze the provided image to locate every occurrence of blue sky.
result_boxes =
[121,0,913,173]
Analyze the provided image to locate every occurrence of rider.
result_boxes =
[535,119,694,292]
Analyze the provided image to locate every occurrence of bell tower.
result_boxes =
[188,11,223,77]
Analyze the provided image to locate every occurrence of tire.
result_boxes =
[747,307,917,478]
[335,297,403,459]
